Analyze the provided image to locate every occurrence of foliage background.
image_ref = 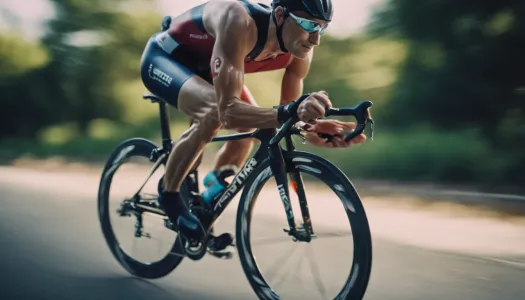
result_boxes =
[1,0,523,192]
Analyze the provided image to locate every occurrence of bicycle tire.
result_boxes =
[97,137,185,279]
[235,151,373,300]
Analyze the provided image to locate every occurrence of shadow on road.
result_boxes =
[0,269,225,300]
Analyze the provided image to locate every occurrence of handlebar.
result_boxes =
[322,100,374,142]
[270,100,375,146]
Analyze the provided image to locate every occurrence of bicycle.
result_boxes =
[98,92,375,300]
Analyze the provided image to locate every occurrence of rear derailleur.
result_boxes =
[117,198,153,239]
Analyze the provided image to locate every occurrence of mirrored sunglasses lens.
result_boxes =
[304,20,318,32]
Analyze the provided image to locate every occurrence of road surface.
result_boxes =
[1,165,525,300]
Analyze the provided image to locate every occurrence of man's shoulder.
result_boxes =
[205,0,257,48]
[211,1,252,30]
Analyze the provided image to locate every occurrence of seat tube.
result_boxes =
[159,101,172,150]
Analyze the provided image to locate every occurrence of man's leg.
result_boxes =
[163,76,221,192]
[188,117,204,173]
[156,74,222,241]
[210,85,257,171]
[139,34,221,240]
[212,127,254,171]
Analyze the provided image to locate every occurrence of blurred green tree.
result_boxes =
[0,0,162,139]
[368,0,525,137]
[367,0,525,185]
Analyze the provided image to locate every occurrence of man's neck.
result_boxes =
[254,15,285,61]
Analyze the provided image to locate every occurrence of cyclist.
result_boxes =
[139,0,368,242]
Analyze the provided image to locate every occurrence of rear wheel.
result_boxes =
[98,138,187,279]
[236,151,372,299]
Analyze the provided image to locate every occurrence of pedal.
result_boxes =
[208,249,233,259]
[207,232,235,252]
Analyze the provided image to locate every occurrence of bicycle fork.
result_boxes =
[269,143,315,242]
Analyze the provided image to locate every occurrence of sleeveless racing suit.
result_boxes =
[139,0,294,108]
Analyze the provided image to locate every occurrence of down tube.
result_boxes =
[210,145,270,222]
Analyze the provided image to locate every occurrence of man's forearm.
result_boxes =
[280,70,305,127]
[280,75,303,105]
[220,97,280,129]
[279,76,303,105]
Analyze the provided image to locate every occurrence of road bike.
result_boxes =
[98,92,375,300]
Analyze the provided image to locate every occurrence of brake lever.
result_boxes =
[323,100,375,142]
[288,100,375,144]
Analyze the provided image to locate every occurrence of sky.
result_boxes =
[158,0,384,36]
[0,0,383,40]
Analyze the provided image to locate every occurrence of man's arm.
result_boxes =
[280,50,313,105]
[210,3,280,129]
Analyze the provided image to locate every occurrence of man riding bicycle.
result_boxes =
[139,0,368,242]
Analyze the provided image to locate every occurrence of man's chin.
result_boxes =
[291,49,310,60]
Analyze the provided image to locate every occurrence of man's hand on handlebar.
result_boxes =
[301,119,367,148]
[275,91,374,147]
[296,91,332,123]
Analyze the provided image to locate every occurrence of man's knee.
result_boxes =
[195,109,222,142]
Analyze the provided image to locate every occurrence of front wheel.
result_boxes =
[236,151,372,300]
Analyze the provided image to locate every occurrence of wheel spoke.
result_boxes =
[250,230,352,246]
[271,247,304,290]
[306,246,329,300]
[264,243,299,286]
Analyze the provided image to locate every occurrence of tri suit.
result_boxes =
[140,0,294,108]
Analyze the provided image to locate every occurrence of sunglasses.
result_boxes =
[288,12,329,35]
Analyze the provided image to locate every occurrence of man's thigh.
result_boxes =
[140,34,216,115]
[177,75,218,121]
[179,77,258,128]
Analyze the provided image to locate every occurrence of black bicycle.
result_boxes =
[98,92,375,300]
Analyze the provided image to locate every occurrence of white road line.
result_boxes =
[478,257,525,269]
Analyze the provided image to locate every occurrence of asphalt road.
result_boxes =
[1,166,525,300]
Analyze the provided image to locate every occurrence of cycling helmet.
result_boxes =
[272,0,333,22]
[270,0,333,52]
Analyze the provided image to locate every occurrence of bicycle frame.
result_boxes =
[138,94,312,237]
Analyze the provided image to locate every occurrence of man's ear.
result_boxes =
[274,6,286,26]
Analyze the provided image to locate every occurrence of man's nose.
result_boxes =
[309,31,320,46]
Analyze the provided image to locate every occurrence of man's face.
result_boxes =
[277,8,330,59]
